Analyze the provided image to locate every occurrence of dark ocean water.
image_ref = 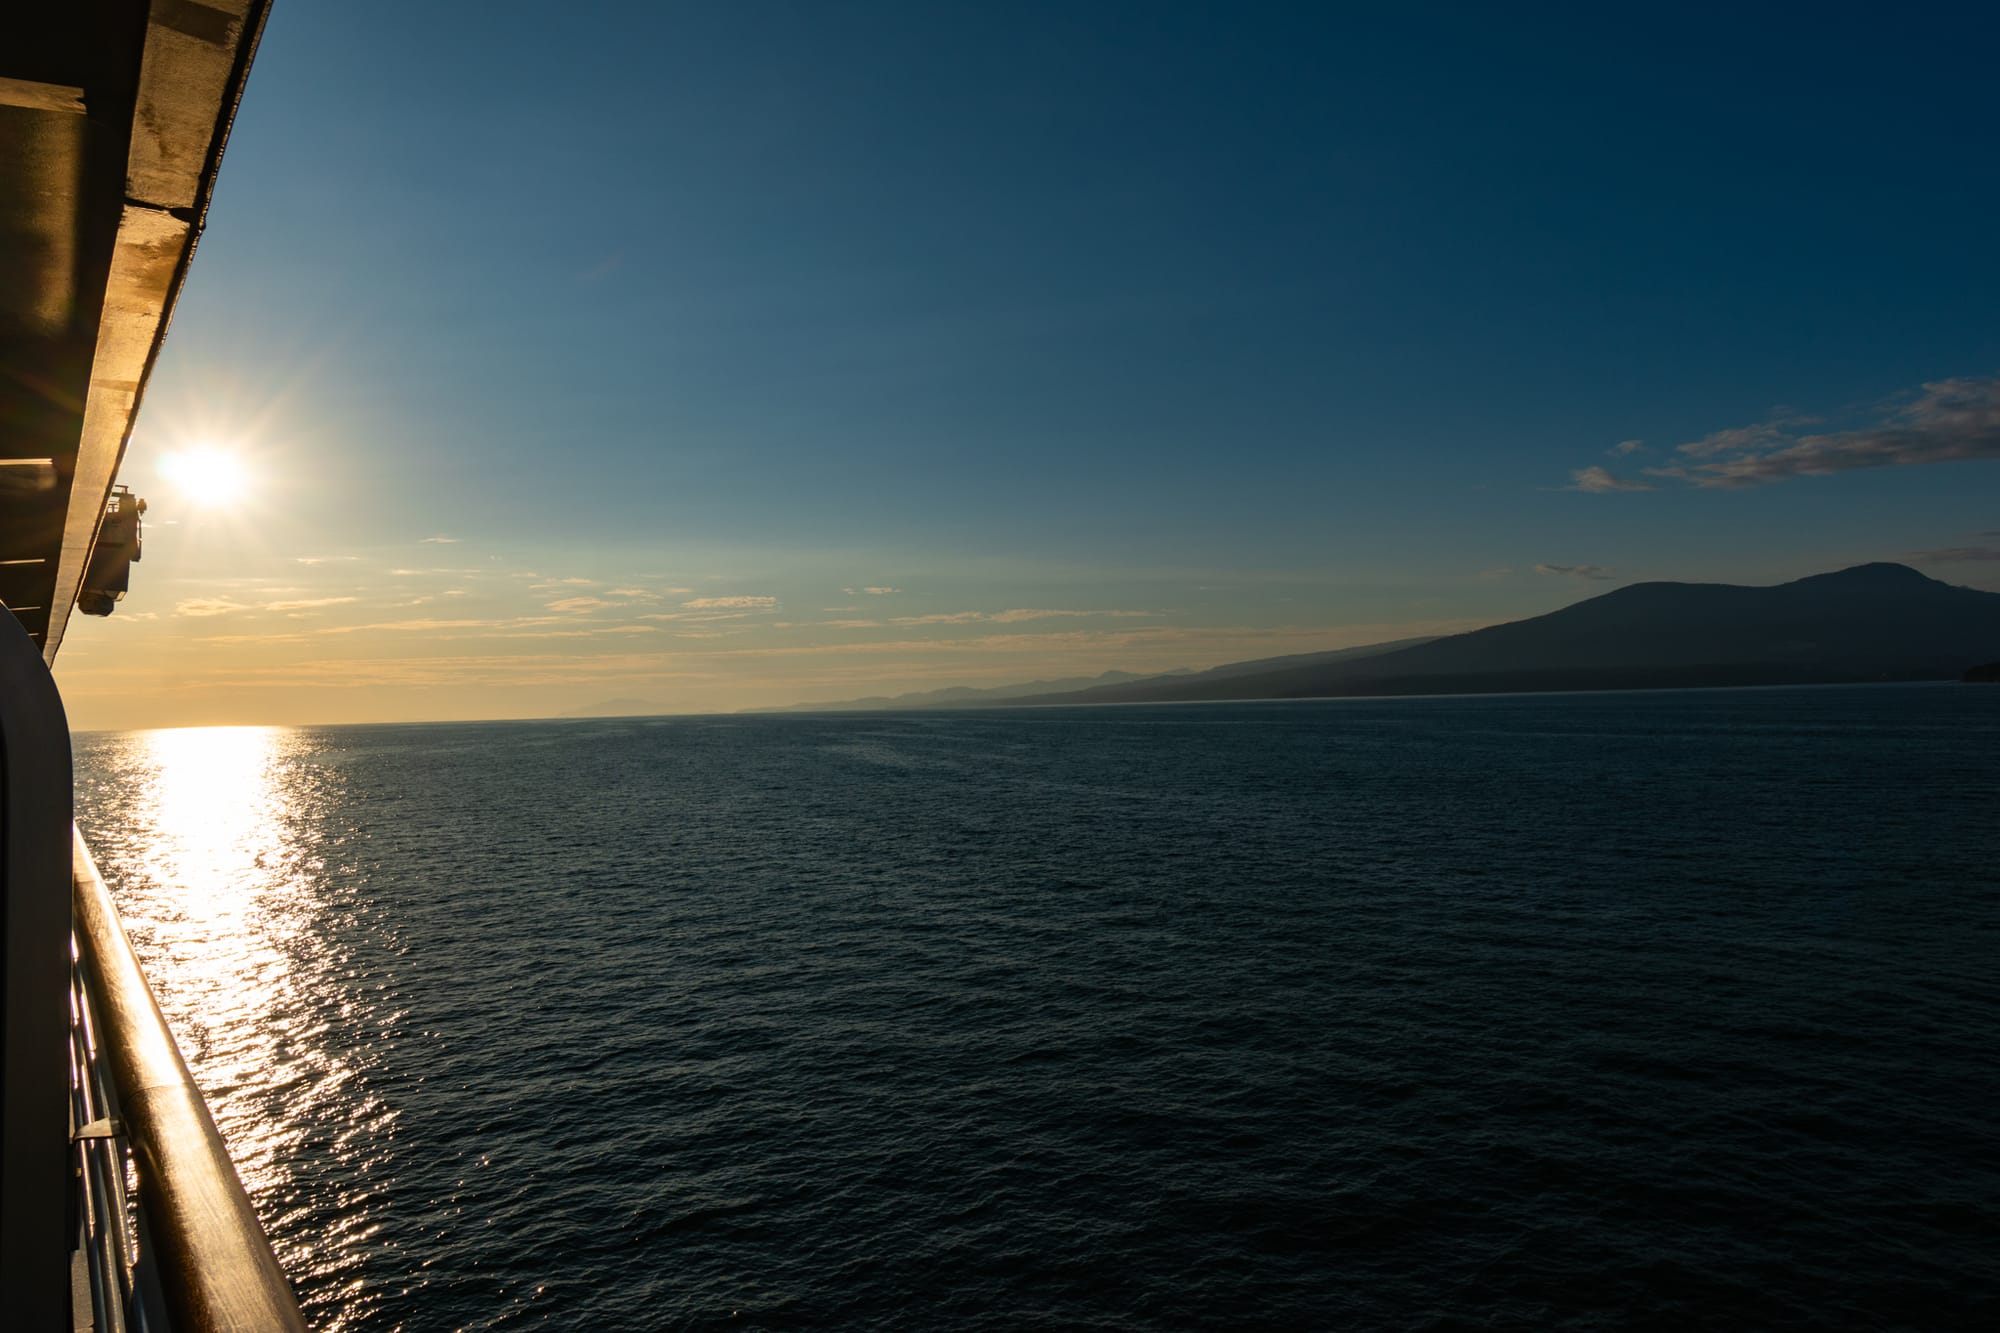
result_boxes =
[72,686,2000,1331]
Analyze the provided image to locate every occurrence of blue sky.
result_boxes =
[56,2,2000,725]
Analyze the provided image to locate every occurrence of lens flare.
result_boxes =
[159,448,251,507]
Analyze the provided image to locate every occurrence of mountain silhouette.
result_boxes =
[742,670,1162,713]
[560,697,666,717]
[1003,564,2000,705]
[744,636,1444,713]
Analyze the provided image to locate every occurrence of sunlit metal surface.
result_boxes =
[76,727,397,1331]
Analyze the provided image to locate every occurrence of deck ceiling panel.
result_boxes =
[125,1,255,212]
[0,99,85,341]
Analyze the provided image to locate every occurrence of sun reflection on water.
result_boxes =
[76,725,398,1331]
[135,727,294,943]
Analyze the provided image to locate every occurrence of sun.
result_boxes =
[159,448,251,507]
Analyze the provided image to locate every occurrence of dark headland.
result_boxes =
[995,563,2000,706]
[746,637,1446,714]
[560,697,667,718]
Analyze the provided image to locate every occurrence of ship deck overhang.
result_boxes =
[2,0,269,662]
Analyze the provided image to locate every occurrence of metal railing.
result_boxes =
[70,945,165,1333]
[71,834,307,1332]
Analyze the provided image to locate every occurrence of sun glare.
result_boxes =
[160,447,251,507]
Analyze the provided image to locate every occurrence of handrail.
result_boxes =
[71,951,153,1332]
[71,832,307,1333]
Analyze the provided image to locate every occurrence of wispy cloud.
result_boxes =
[995,608,1153,623]
[1608,440,1646,457]
[1906,544,2000,564]
[295,555,360,565]
[636,610,754,623]
[176,598,249,617]
[1634,374,2000,488]
[842,586,901,596]
[683,595,778,609]
[264,596,358,612]
[317,618,505,635]
[306,615,671,641]
[890,611,984,625]
[1568,466,1654,493]
[421,535,460,544]
[547,596,616,613]
[1674,420,1806,459]
[888,608,1155,626]
[494,624,668,640]
[1535,563,1615,580]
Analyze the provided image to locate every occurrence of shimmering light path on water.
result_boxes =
[74,688,2000,1330]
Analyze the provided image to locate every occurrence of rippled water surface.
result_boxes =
[73,688,2000,1330]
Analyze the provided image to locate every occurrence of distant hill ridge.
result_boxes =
[746,636,1443,713]
[999,563,2000,706]
[561,697,666,718]
[741,669,1164,713]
